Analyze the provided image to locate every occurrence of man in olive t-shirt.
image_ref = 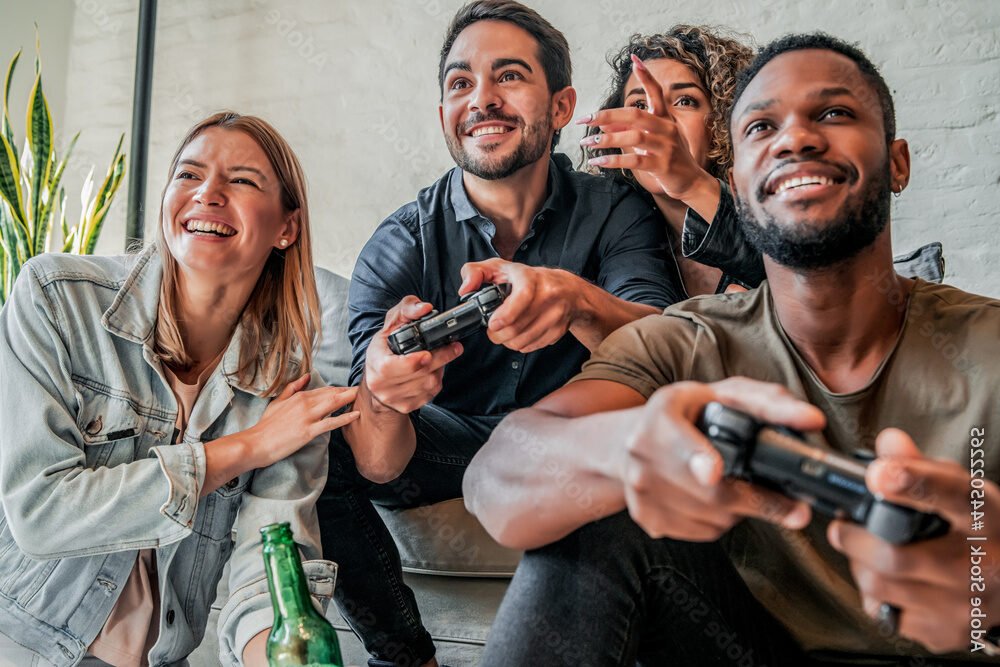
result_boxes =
[464,34,1000,666]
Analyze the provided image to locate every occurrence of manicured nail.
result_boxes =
[630,54,647,71]
[579,134,599,146]
[689,453,717,486]
[781,503,810,530]
[575,113,594,125]
[587,156,609,167]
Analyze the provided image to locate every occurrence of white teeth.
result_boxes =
[185,219,236,236]
[471,125,511,138]
[775,175,835,194]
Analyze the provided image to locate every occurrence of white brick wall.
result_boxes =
[51,0,999,296]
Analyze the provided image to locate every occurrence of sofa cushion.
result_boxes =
[377,499,522,577]
[893,241,944,283]
[314,267,353,387]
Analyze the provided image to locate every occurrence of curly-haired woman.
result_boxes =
[579,26,762,295]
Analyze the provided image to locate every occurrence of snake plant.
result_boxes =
[0,34,126,307]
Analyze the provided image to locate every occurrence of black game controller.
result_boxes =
[696,402,949,546]
[387,284,511,355]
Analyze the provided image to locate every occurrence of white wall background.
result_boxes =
[8,0,999,296]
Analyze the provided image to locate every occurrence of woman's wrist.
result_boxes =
[202,430,258,496]
[675,172,722,223]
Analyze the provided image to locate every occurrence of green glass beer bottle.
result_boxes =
[261,522,344,667]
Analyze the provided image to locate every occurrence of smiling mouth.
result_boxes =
[772,175,842,195]
[469,124,514,138]
[184,219,237,237]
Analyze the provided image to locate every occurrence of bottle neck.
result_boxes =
[263,540,313,620]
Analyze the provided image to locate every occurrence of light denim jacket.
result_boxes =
[0,246,335,667]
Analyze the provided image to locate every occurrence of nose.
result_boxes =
[769,116,828,160]
[193,177,225,206]
[469,79,501,113]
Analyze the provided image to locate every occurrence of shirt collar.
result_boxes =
[449,153,574,226]
[102,244,289,396]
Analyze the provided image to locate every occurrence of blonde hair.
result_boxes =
[154,112,320,397]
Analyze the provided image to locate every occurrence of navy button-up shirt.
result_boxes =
[348,154,682,417]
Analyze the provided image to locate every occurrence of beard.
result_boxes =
[735,161,892,271]
[445,110,553,180]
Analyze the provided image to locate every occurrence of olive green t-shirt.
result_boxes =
[572,279,1000,658]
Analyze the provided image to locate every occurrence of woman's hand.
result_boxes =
[249,374,359,467]
[578,55,720,214]
[202,374,359,495]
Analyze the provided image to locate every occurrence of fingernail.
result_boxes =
[587,156,609,167]
[491,319,506,329]
[862,597,881,617]
[878,461,912,493]
[827,522,843,550]
[630,54,647,71]
[781,503,810,530]
[579,134,599,146]
[689,453,717,486]
[575,113,594,125]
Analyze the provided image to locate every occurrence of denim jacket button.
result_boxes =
[85,416,103,435]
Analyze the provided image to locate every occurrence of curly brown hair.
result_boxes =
[585,26,754,180]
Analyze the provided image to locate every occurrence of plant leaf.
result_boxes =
[0,200,12,305]
[35,131,77,255]
[2,49,21,157]
[26,72,54,242]
[0,131,27,234]
[82,137,126,254]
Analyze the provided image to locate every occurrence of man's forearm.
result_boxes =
[341,377,417,483]
[463,406,631,550]
[569,277,660,351]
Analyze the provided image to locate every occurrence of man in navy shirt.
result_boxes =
[317,3,680,666]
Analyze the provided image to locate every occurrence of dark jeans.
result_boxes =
[317,403,502,667]
[482,512,982,667]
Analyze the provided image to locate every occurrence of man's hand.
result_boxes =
[579,54,719,209]
[828,428,1000,654]
[363,296,463,414]
[620,377,824,541]
[459,259,584,353]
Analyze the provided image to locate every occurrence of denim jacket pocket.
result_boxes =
[191,473,250,542]
[0,515,58,607]
[73,380,144,469]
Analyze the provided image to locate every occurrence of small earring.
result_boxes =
[279,239,289,247]
[892,186,902,198]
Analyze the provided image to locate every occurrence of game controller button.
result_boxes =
[850,449,877,462]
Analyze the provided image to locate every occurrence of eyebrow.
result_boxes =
[444,60,471,78]
[443,57,534,78]
[178,159,267,180]
[625,82,702,97]
[810,86,854,100]
[492,57,532,73]
[736,86,858,121]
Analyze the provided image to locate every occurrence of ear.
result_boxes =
[439,105,445,134]
[888,138,910,193]
[276,209,301,248]
[550,86,577,132]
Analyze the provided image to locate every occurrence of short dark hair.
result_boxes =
[438,0,572,149]
[728,33,896,145]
